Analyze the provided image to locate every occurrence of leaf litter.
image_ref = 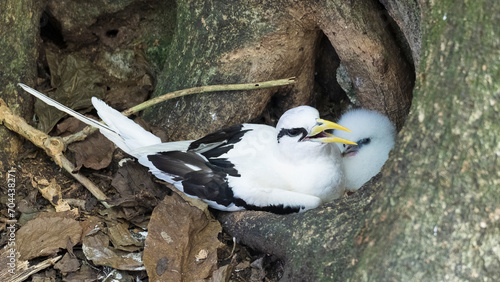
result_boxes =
[35,50,105,133]
[8,155,278,280]
[143,191,223,281]
[4,45,283,282]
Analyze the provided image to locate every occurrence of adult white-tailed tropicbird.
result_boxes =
[333,109,396,191]
[19,83,357,214]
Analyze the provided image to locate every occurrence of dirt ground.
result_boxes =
[1,133,286,281]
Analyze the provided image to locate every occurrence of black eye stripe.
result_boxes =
[287,129,302,136]
[277,128,308,142]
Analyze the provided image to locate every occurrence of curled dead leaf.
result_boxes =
[196,249,209,262]
[143,192,223,281]
[107,222,144,252]
[82,230,145,271]
[17,217,82,260]
[36,50,104,133]
[67,131,115,170]
[37,178,73,213]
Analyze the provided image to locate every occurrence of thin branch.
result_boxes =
[121,77,296,116]
[63,77,296,145]
[60,157,111,208]
[0,98,111,208]
[62,123,96,145]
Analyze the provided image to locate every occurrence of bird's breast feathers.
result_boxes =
[220,126,344,201]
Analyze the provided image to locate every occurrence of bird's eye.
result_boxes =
[277,128,307,142]
[287,128,302,136]
[358,138,371,145]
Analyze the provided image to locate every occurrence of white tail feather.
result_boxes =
[130,140,192,156]
[91,97,161,154]
[19,83,162,157]
[18,83,116,135]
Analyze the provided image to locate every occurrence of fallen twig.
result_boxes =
[0,98,111,208]
[122,77,296,116]
[7,255,62,282]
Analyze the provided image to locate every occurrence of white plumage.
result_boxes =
[333,109,396,191]
[19,83,357,214]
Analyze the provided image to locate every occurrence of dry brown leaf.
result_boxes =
[79,216,104,236]
[17,217,82,260]
[37,178,73,213]
[54,253,80,273]
[104,81,150,110]
[249,257,266,282]
[67,131,115,170]
[82,230,145,271]
[210,264,234,282]
[55,116,86,136]
[143,192,223,281]
[107,222,143,252]
[63,264,98,281]
[36,50,104,133]
[109,161,168,208]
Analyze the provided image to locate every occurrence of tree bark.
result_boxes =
[380,0,422,67]
[144,0,319,140]
[0,0,44,170]
[218,181,379,281]
[145,0,413,140]
[221,0,500,280]
[350,0,500,280]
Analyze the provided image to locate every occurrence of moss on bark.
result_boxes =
[220,1,499,280]
[144,0,321,141]
[350,0,500,280]
[0,0,44,170]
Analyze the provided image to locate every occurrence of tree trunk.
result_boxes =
[0,0,44,170]
[221,0,500,280]
[350,0,500,279]
[144,0,413,140]
[144,0,321,140]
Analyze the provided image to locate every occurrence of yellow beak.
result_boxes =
[307,118,357,145]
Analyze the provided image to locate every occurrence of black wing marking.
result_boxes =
[148,151,209,181]
[147,151,302,213]
[188,124,251,158]
[232,198,302,214]
[147,151,239,207]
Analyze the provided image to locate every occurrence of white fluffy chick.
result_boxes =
[333,109,396,191]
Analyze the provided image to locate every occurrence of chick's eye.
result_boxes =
[358,138,371,145]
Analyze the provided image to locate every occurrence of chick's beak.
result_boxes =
[307,118,357,145]
[342,144,360,157]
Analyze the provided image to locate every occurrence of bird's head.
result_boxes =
[333,109,396,158]
[333,108,396,190]
[276,106,357,155]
